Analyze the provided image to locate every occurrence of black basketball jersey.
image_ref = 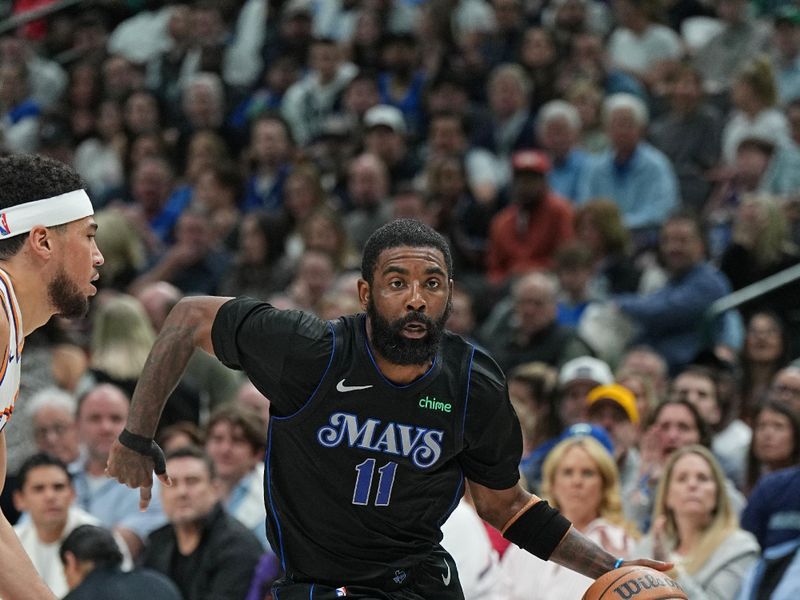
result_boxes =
[212,298,522,587]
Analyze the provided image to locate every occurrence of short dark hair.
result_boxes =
[17,453,72,489]
[165,444,216,479]
[0,154,84,259]
[650,398,713,448]
[206,402,267,452]
[361,219,453,285]
[60,525,123,569]
[746,399,800,491]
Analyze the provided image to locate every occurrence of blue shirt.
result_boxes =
[549,149,593,203]
[578,142,679,229]
[742,466,800,550]
[615,262,732,372]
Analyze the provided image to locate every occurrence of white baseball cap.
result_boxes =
[559,356,613,387]
[364,105,406,135]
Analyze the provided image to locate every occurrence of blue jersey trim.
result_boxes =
[438,473,465,527]
[274,321,337,422]
[362,318,437,389]
[461,346,476,437]
[265,420,287,571]
[309,583,315,599]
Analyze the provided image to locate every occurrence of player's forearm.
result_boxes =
[0,511,57,599]
[127,298,213,436]
[549,526,617,579]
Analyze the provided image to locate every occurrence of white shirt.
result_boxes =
[608,25,683,76]
[0,267,23,433]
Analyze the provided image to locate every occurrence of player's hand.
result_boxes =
[106,438,172,511]
[618,558,674,573]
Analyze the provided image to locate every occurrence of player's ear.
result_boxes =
[27,225,53,258]
[357,278,370,310]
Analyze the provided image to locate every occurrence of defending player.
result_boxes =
[0,154,104,599]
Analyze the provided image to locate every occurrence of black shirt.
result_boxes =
[211,299,521,586]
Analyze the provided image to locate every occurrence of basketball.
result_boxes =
[582,566,688,600]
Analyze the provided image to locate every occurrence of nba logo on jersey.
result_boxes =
[0,214,10,236]
[335,587,347,596]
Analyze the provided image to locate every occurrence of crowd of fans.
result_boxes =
[3,0,800,598]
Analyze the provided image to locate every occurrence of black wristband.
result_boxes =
[118,429,167,476]
[503,500,572,560]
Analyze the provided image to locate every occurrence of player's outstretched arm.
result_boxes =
[468,480,671,580]
[0,433,57,600]
[106,295,231,509]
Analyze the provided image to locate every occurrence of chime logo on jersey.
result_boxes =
[317,412,444,468]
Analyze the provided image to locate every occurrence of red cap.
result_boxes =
[511,150,551,174]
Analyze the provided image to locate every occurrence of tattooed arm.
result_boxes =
[106,296,232,508]
[468,481,670,579]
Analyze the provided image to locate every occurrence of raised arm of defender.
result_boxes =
[106,295,231,509]
[468,480,671,580]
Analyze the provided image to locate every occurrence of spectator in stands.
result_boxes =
[636,446,759,597]
[607,0,683,87]
[578,93,679,246]
[671,365,751,488]
[480,271,593,372]
[61,525,180,600]
[649,63,722,212]
[518,27,561,113]
[586,383,641,493]
[618,346,671,399]
[343,153,392,252]
[745,400,800,494]
[612,213,733,373]
[191,161,242,248]
[770,365,800,413]
[363,104,419,193]
[486,150,574,285]
[28,387,81,468]
[72,384,165,558]
[377,32,426,135]
[772,6,800,104]
[0,61,41,153]
[142,446,262,600]
[234,381,270,427]
[204,404,269,549]
[574,199,642,299]
[471,63,537,180]
[504,436,637,599]
[740,310,792,421]
[242,114,294,213]
[13,454,129,598]
[719,194,800,323]
[537,100,594,203]
[281,37,357,145]
[508,362,562,467]
[553,242,595,327]
[721,57,790,165]
[693,0,770,94]
[300,208,360,273]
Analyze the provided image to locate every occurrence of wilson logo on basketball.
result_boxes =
[612,574,684,599]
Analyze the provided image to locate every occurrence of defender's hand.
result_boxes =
[106,439,172,511]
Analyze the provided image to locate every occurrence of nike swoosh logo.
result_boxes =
[336,379,373,393]
[441,558,451,586]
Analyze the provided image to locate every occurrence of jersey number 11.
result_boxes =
[352,458,398,507]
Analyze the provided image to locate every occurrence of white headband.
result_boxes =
[0,189,94,239]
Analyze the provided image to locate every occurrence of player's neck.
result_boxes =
[0,259,54,336]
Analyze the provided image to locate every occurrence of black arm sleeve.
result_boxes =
[459,347,522,489]
[211,297,333,416]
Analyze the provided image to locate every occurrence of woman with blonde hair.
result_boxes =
[722,56,790,164]
[637,445,759,599]
[720,193,800,321]
[89,294,199,426]
[502,435,637,599]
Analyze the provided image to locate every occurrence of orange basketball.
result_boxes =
[582,566,688,600]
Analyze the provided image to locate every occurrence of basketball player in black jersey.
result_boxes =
[107,220,669,599]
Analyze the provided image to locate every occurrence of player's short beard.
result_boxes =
[367,295,452,366]
[48,266,89,319]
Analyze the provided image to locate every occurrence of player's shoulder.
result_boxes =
[442,332,506,390]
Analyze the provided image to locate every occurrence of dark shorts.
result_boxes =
[272,547,466,600]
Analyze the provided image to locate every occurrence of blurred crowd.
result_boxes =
[3,0,800,598]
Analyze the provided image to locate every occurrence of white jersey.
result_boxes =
[0,267,23,433]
